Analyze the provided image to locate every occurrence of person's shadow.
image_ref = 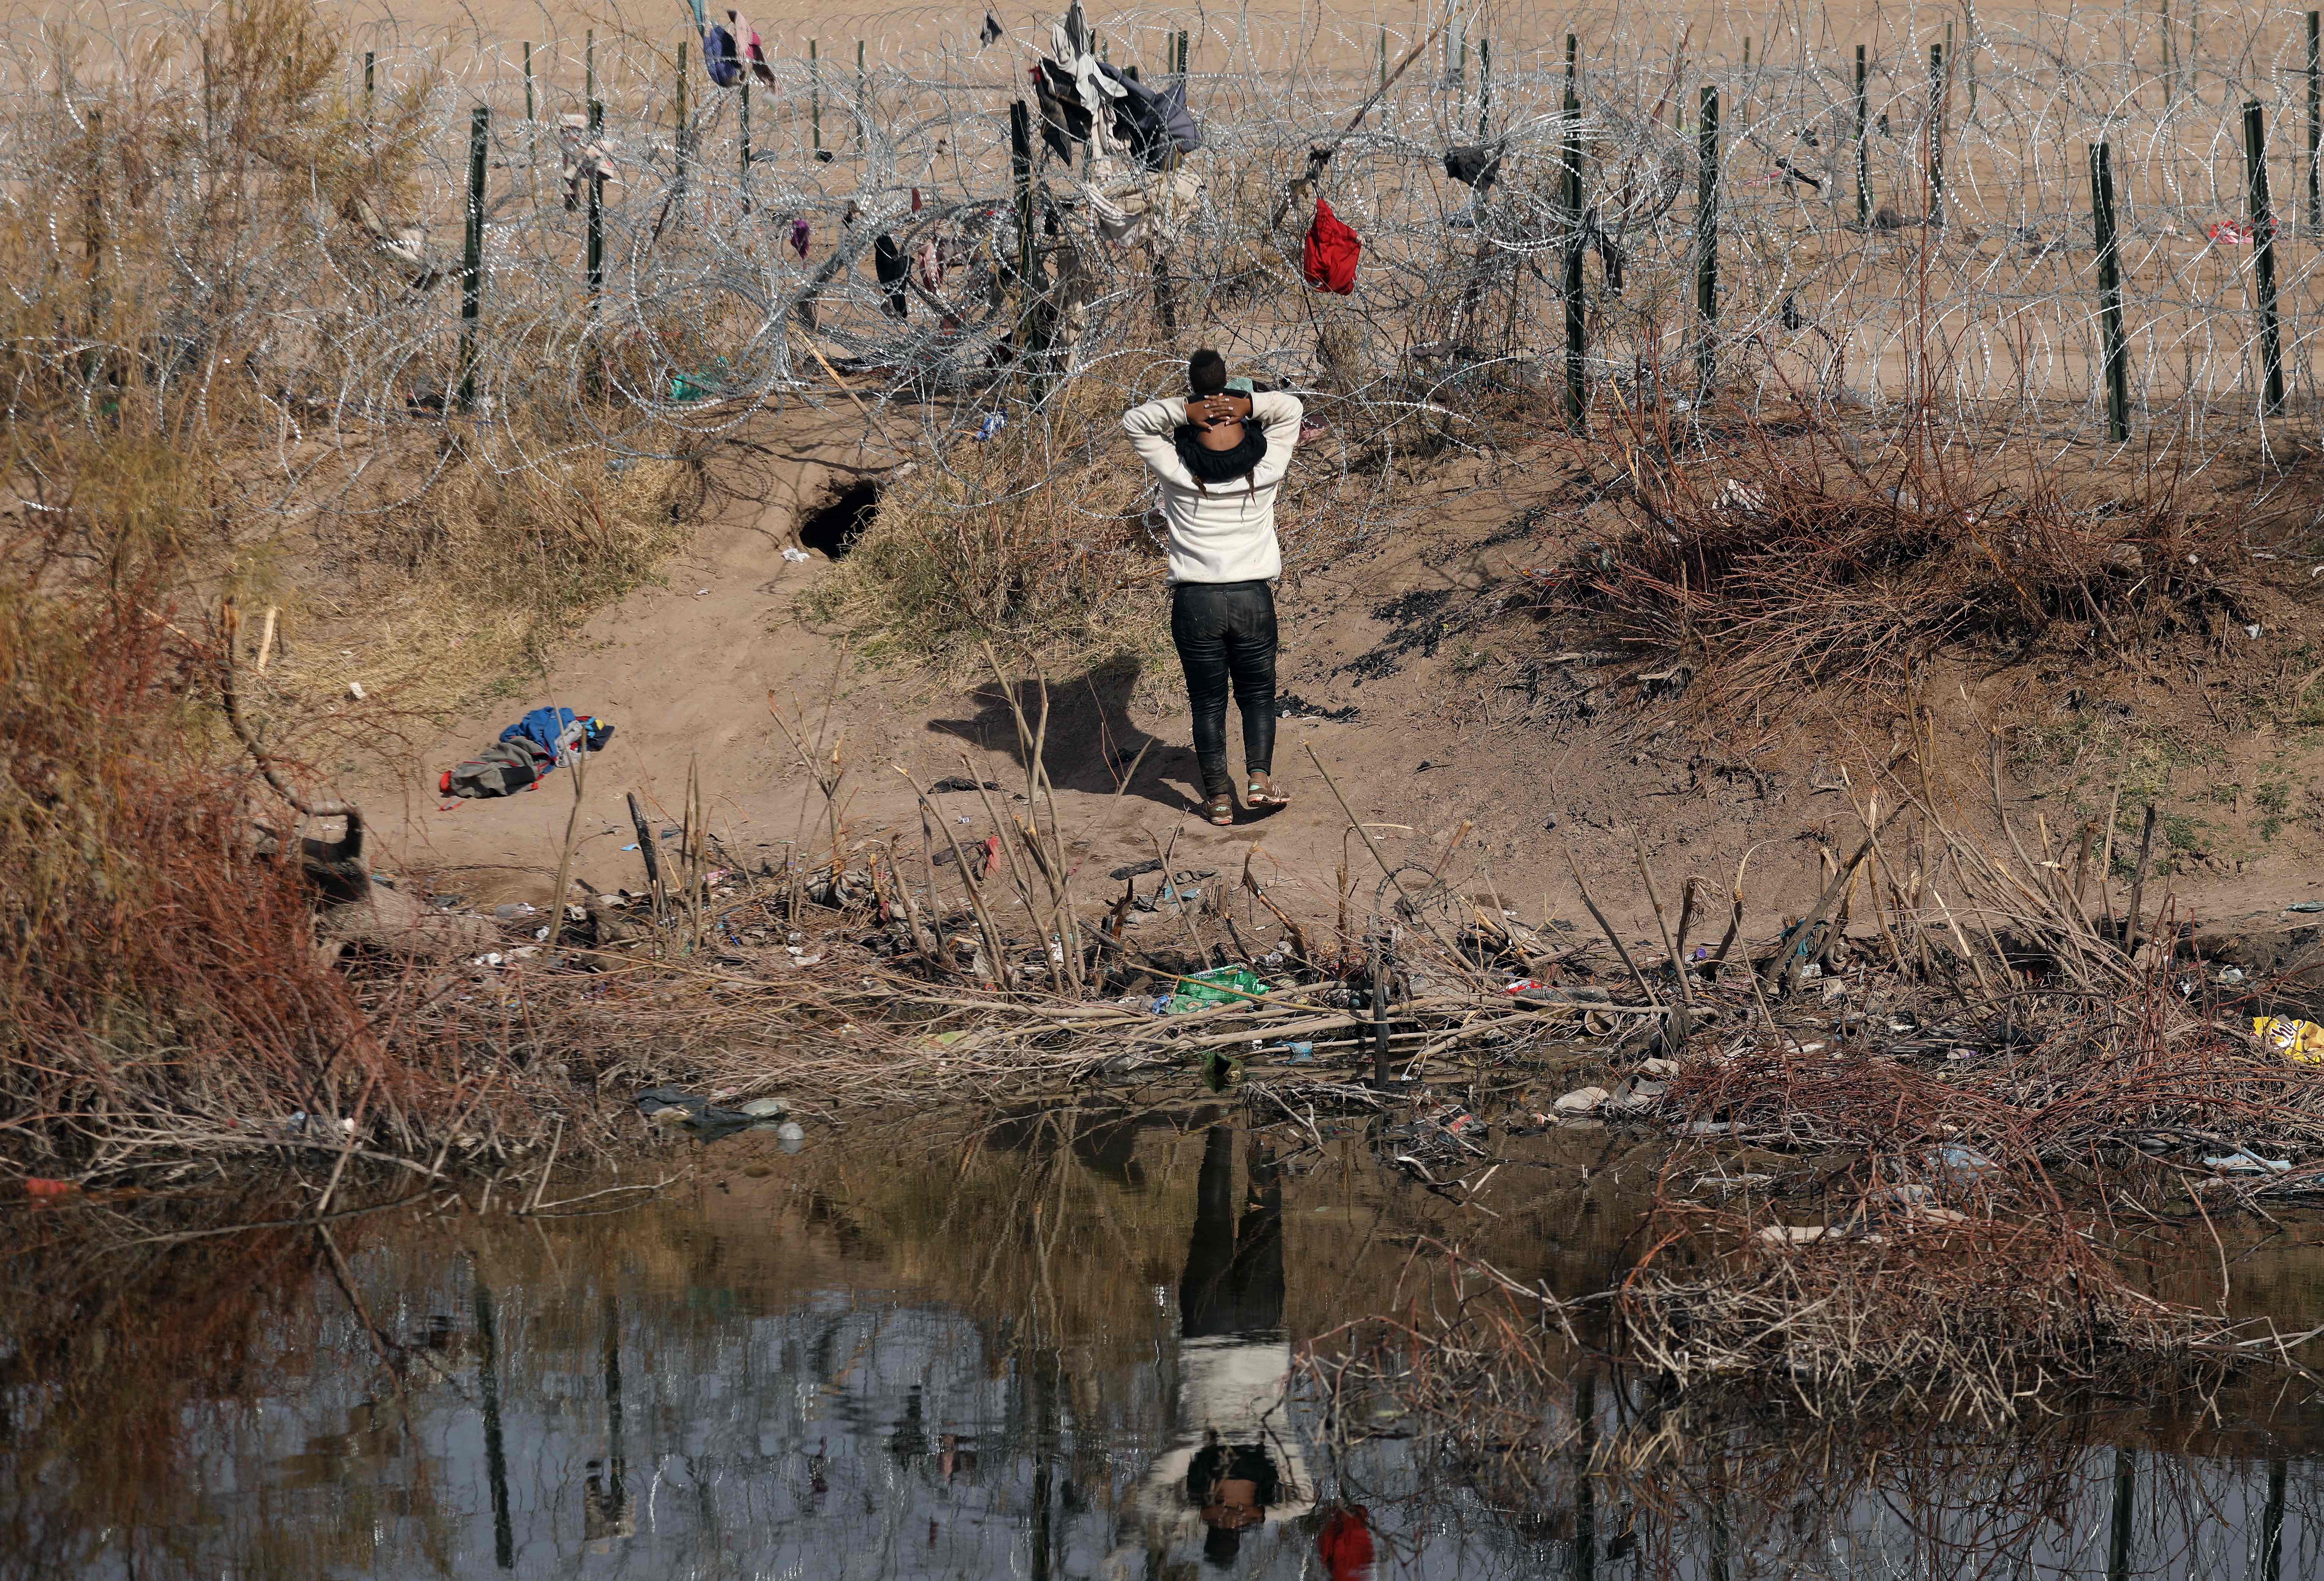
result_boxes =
[927,655,1198,814]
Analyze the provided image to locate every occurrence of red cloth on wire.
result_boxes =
[1303,198,1360,294]
[1317,1505,1375,1579]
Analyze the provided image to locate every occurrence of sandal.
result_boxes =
[1245,772,1291,811]
[1201,793,1236,827]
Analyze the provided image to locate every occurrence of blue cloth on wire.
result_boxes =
[705,24,743,86]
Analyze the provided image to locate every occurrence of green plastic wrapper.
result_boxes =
[1167,964,1270,1013]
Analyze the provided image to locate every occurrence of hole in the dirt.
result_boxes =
[797,478,880,559]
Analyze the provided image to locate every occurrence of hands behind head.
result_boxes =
[1187,393,1253,431]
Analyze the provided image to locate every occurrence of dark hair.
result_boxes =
[1187,348,1227,397]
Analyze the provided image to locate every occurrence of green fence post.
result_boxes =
[585,28,595,102]
[856,39,866,149]
[363,50,375,119]
[1696,86,1719,396]
[1176,30,1189,77]
[459,106,487,413]
[522,41,535,121]
[810,39,822,154]
[1378,26,1387,91]
[2089,141,2130,443]
[1855,44,1871,226]
[2244,97,2286,415]
[2106,1450,2135,1581]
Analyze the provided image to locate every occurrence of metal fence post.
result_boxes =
[1478,38,1491,136]
[1011,99,1034,284]
[363,50,375,120]
[739,76,752,213]
[2089,141,2130,443]
[459,106,488,412]
[1854,44,1871,226]
[2162,2,2175,108]
[676,41,689,193]
[2244,98,2286,415]
[1928,43,1946,225]
[522,41,535,121]
[856,39,866,149]
[2308,11,2320,232]
[1563,61,1585,427]
[1696,86,1719,395]
[809,39,822,155]
[1010,99,1050,401]
[586,97,604,297]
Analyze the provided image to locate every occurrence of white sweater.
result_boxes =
[1122,391,1304,584]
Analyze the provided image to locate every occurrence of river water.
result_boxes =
[5,1101,2323,1579]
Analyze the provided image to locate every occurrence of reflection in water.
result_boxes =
[1,1110,2322,1579]
[1116,1125,1307,1573]
[583,1293,632,1548]
[472,1274,514,1570]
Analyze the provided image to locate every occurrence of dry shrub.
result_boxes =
[0,437,387,1166]
[2,0,704,729]
[802,376,1168,680]
[1550,416,2252,706]
[2,0,437,423]
[1620,1204,2245,1425]
[1665,1029,2324,1164]
[0,14,702,1170]
[282,442,696,717]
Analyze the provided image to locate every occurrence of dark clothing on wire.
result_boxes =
[1443,144,1503,191]
[1171,580,1278,801]
[873,234,908,318]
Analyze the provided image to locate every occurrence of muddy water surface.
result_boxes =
[7,1104,2324,1579]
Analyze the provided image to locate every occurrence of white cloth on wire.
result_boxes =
[1082,158,1203,245]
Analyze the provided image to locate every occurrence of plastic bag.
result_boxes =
[1167,964,1269,1013]
[2254,1015,2324,1065]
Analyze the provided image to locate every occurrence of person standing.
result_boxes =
[1123,350,1303,826]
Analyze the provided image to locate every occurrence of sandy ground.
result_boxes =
[340,394,2324,953]
[343,409,1630,938]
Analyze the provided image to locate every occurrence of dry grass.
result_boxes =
[1620,1205,2256,1425]
[1542,409,2257,710]
[0,6,710,1176]
[800,372,1171,683]
[0,435,382,1166]
[268,441,697,721]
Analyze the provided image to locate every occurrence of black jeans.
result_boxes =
[1171,580,1277,799]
